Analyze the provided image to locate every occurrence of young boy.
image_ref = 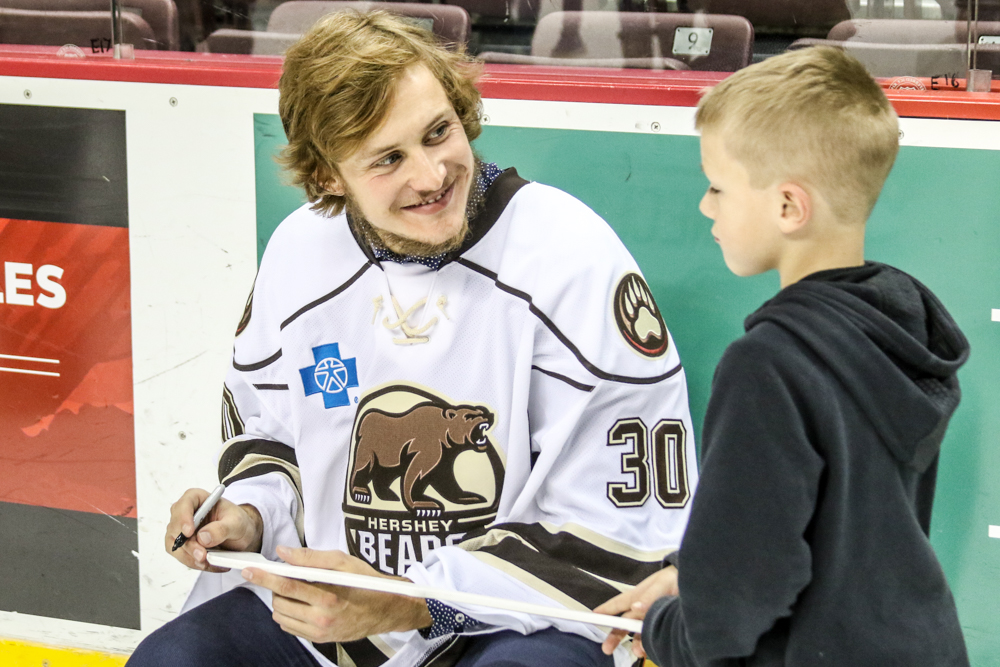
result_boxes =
[597,47,970,666]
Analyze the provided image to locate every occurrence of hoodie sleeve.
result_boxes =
[642,328,824,666]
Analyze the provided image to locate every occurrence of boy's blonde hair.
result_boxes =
[279,11,483,216]
[696,47,899,223]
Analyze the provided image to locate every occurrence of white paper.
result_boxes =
[207,551,643,633]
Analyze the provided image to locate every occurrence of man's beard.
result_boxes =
[348,159,485,258]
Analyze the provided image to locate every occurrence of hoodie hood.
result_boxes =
[746,262,969,472]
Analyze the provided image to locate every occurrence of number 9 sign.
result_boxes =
[673,27,713,57]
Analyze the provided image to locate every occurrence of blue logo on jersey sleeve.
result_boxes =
[300,343,359,409]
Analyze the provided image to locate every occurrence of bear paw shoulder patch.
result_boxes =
[614,273,669,358]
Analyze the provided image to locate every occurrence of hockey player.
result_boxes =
[127,11,698,667]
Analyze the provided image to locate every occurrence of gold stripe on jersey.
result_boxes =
[463,532,622,608]
[457,521,676,609]
[535,521,678,563]
[458,528,540,553]
[218,439,305,543]
[468,550,593,613]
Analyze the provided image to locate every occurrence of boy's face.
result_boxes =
[698,131,784,277]
[333,63,475,252]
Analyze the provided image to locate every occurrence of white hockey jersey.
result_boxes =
[208,169,699,667]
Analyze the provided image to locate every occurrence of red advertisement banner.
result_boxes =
[0,218,135,519]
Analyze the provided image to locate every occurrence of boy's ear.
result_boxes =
[776,183,811,235]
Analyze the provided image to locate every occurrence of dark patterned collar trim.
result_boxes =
[371,162,504,270]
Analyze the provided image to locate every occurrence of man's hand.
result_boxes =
[243,546,433,644]
[594,565,678,657]
[164,487,264,572]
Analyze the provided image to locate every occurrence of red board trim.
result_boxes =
[1,47,999,121]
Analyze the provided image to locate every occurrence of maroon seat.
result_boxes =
[267,1,471,44]
[955,0,1000,22]
[827,18,1000,45]
[787,38,1000,77]
[476,52,690,69]
[443,0,536,22]
[0,7,159,49]
[481,11,753,71]
[202,29,297,54]
[205,1,471,54]
[684,0,851,34]
[0,0,179,50]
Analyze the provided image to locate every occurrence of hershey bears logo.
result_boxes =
[350,403,494,515]
[343,384,505,575]
[613,273,668,358]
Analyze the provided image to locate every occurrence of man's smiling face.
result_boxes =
[332,62,476,255]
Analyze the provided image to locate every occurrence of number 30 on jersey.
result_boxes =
[607,418,691,508]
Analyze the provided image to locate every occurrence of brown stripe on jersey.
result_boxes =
[218,438,305,542]
[280,261,374,330]
[530,365,595,392]
[455,258,684,386]
[218,437,298,480]
[313,637,391,667]
[236,282,255,336]
[233,348,283,372]
[223,461,300,489]
[471,534,622,610]
[476,522,666,586]
[221,384,244,441]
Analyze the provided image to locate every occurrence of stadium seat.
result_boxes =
[480,11,753,70]
[204,1,471,54]
[827,18,1000,45]
[201,29,294,54]
[683,0,851,34]
[268,1,470,42]
[0,0,180,51]
[955,0,1000,22]
[534,0,619,24]
[786,18,1000,77]
[477,52,690,68]
[787,38,1000,77]
[0,6,160,49]
[444,0,537,22]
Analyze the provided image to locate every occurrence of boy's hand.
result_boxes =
[165,488,263,571]
[242,546,432,643]
[594,565,678,656]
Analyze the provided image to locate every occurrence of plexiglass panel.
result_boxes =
[0,0,995,87]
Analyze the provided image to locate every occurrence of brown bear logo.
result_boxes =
[349,402,495,517]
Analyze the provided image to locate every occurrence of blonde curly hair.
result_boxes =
[278,10,483,217]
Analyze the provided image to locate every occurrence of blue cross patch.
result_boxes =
[299,343,359,409]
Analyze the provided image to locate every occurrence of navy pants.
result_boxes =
[127,588,614,667]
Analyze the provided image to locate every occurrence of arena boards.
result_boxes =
[0,60,997,664]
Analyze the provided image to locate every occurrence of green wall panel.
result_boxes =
[254,113,306,261]
[254,114,1000,664]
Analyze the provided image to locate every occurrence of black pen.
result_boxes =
[172,484,226,551]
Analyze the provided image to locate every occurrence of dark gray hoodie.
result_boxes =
[642,262,970,667]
